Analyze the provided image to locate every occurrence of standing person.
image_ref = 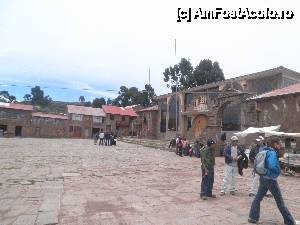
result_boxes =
[93,131,99,145]
[200,139,217,200]
[175,136,181,155]
[248,137,296,225]
[99,129,105,146]
[177,137,183,157]
[182,138,188,156]
[109,132,114,146]
[220,136,243,196]
[105,132,110,146]
[249,137,266,196]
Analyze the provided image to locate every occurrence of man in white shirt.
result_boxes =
[220,136,243,195]
[99,129,105,146]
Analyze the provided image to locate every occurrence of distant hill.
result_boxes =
[33,101,89,114]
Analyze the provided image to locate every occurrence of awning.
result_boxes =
[234,125,281,137]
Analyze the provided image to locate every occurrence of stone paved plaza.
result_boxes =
[0,138,299,225]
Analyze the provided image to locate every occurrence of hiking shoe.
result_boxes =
[220,192,225,196]
[207,194,216,198]
[248,218,257,224]
[230,191,236,195]
[249,193,255,197]
[201,196,207,200]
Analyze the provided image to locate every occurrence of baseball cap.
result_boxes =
[231,136,239,141]
[259,136,264,141]
[207,139,216,146]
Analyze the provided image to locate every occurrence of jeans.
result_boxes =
[249,173,260,194]
[99,138,104,145]
[221,164,238,193]
[249,177,295,225]
[200,168,214,197]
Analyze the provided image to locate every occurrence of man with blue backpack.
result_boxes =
[248,137,296,225]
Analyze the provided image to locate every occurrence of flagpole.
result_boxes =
[175,38,178,136]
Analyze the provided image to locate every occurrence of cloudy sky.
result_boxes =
[0,0,299,102]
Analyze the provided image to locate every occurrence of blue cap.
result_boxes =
[207,139,216,146]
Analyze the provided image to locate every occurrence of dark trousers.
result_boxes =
[200,168,214,197]
[178,147,183,156]
[105,138,110,146]
[99,138,104,145]
[249,177,295,225]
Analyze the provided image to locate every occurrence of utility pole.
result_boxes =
[175,38,178,136]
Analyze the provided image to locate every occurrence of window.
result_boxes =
[72,114,83,121]
[187,117,192,131]
[197,96,207,104]
[93,116,102,123]
[102,117,105,123]
[122,116,125,121]
[110,115,114,120]
[69,126,73,132]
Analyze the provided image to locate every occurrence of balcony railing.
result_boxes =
[184,104,209,113]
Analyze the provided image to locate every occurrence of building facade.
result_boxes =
[102,105,139,136]
[0,103,34,137]
[67,105,106,138]
[154,66,300,147]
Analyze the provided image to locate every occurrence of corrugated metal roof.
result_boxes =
[138,105,159,112]
[102,105,138,117]
[32,112,68,120]
[67,105,106,117]
[0,103,33,111]
[249,82,300,100]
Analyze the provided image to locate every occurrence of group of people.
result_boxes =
[175,136,193,157]
[93,129,117,146]
[200,135,296,225]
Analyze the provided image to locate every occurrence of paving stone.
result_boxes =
[0,138,299,225]
[12,214,36,225]
[36,211,59,225]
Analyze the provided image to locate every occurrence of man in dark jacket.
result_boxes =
[248,137,296,225]
[200,139,216,200]
[220,136,243,196]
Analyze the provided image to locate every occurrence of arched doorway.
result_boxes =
[193,115,208,138]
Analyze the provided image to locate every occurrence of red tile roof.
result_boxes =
[249,83,300,100]
[102,105,138,117]
[0,103,33,111]
[67,105,106,117]
[32,112,68,120]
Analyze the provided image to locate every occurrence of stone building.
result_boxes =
[154,66,300,147]
[67,105,106,138]
[0,103,34,137]
[248,82,300,148]
[102,105,139,136]
[136,105,159,139]
[31,112,69,138]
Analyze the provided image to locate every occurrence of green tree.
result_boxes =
[193,59,225,86]
[23,86,52,106]
[141,84,156,106]
[163,58,194,92]
[92,97,106,108]
[79,96,85,102]
[0,91,16,103]
[163,58,225,91]
[107,98,113,105]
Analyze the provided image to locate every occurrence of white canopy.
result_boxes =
[234,125,281,137]
[264,131,300,138]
